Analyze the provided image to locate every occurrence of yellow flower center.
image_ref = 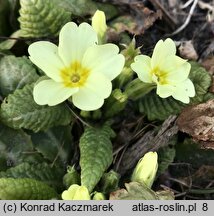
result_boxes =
[151,67,168,85]
[60,61,90,87]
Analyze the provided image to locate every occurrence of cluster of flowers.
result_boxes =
[27,10,196,200]
[29,10,195,111]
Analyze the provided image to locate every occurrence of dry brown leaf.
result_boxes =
[109,182,174,200]
[110,3,162,36]
[110,15,138,34]
[139,7,162,33]
[178,40,198,60]
[199,140,214,150]
[177,99,214,142]
[148,0,177,27]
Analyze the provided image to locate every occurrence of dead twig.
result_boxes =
[0,36,57,42]
[51,141,65,168]
[198,0,214,11]
[0,36,25,41]
[169,0,199,36]
[116,115,178,175]
[181,0,194,9]
[198,0,214,22]
[65,102,92,128]
[148,0,177,27]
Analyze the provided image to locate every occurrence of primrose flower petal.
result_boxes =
[72,72,112,111]
[28,41,64,82]
[161,56,190,83]
[156,84,176,98]
[131,38,195,103]
[29,22,125,110]
[82,44,125,80]
[151,38,176,68]
[159,55,187,73]
[58,22,98,65]
[172,79,195,103]
[33,79,78,106]
[62,184,90,200]
[131,55,152,83]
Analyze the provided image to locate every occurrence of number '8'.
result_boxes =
[202,203,208,211]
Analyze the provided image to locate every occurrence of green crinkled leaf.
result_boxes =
[59,0,97,17]
[0,162,64,192]
[203,92,214,101]
[188,61,212,103]
[158,146,176,175]
[175,139,214,168]
[0,178,58,200]
[139,62,212,121]
[157,136,177,175]
[0,123,42,170]
[110,182,174,200]
[30,125,73,164]
[0,55,39,96]
[60,0,118,19]
[0,84,73,132]
[18,0,70,37]
[80,124,114,193]
[139,92,185,121]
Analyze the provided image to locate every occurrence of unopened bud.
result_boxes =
[92,10,107,44]
[92,192,105,200]
[131,152,158,188]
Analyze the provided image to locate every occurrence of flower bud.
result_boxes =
[61,184,90,200]
[92,10,107,44]
[115,39,141,88]
[63,166,80,188]
[92,192,105,200]
[100,170,120,194]
[103,89,128,119]
[125,78,156,101]
[131,152,158,188]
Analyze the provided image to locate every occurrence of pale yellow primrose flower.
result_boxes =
[131,38,195,103]
[28,22,125,111]
[131,152,158,188]
[62,184,90,200]
[92,10,107,44]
